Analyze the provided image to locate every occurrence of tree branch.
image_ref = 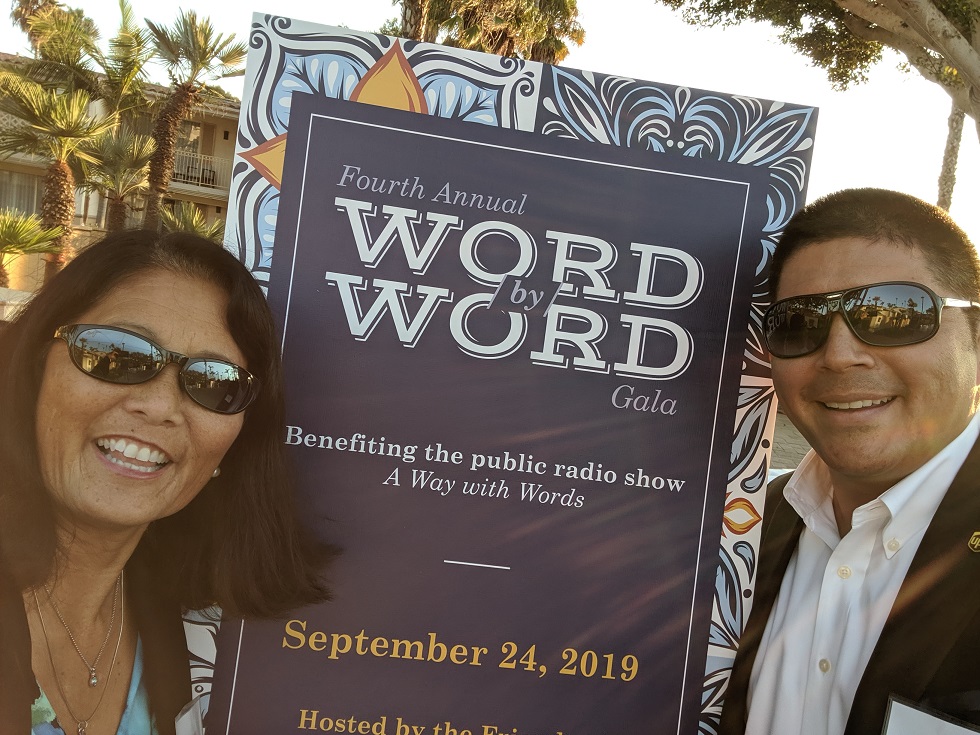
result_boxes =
[885,0,980,91]
[833,0,920,43]
[841,3,980,134]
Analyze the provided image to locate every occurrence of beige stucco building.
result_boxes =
[0,52,240,299]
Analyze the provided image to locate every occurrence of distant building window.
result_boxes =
[0,170,42,214]
[177,121,202,154]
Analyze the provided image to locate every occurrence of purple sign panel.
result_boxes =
[207,91,771,734]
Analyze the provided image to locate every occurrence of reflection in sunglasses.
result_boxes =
[55,324,259,414]
[763,281,976,358]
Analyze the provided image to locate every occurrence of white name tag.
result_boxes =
[883,696,980,735]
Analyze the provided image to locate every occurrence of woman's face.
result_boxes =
[35,268,247,535]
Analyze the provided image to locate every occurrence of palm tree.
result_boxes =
[399,0,583,62]
[79,125,154,231]
[400,0,432,40]
[0,209,62,288]
[142,10,245,231]
[0,72,116,280]
[25,0,153,122]
[526,0,583,65]
[160,200,223,243]
[938,101,965,211]
[9,0,61,50]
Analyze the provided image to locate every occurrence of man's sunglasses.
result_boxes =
[55,324,259,414]
[763,281,980,359]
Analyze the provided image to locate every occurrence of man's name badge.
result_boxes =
[883,695,980,735]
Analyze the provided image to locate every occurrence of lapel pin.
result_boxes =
[969,532,980,553]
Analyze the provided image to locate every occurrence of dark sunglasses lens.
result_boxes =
[68,327,162,383]
[765,297,831,357]
[843,284,937,346]
[181,360,254,413]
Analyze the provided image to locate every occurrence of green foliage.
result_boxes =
[18,0,153,120]
[380,17,402,37]
[78,124,154,198]
[657,1,979,91]
[11,0,66,49]
[658,0,882,88]
[0,208,62,287]
[0,209,62,254]
[0,73,117,161]
[160,201,224,242]
[142,10,245,231]
[393,0,584,64]
[146,10,247,89]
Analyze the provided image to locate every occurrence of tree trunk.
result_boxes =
[0,258,9,289]
[106,194,129,233]
[401,0,431,40]
[40,159,74,284]
[144,84,197,232]
[937,101,965,211]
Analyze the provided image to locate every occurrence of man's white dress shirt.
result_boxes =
[744,413,980,735]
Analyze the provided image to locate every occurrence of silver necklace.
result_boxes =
[42,574,120,687]
[33,572,126,735]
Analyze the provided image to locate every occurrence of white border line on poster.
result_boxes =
[677,189,751,735]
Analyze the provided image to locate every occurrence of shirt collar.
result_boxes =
[782,412,980,554]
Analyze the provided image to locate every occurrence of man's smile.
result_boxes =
[821,397,894,410]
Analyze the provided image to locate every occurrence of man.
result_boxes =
[719,188,980,735]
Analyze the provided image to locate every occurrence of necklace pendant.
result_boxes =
[77,721,88,735]
[88,668,98,687]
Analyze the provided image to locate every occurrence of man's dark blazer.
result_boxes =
[719,438,980,735]
[0,546,192,735]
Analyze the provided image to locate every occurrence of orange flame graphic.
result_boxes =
[351,42,428,113]
[240,42,428,189]
[723,498,763,536]
[240,133,288,190]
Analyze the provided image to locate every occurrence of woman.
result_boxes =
[0,230,337,735]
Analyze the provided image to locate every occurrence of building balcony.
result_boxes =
[171,150,231,194]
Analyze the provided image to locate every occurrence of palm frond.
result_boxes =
[29,5,100,69]
[79,125,154,198]
[0,209,63,256]
[160,201,223,242]
[145,10,245,88]
[0,79,117,160]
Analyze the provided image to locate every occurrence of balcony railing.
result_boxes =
[171,150,230,191]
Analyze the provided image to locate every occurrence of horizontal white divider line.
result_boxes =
[443,560,511,570]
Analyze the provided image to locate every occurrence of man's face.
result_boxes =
[771,237,980,493]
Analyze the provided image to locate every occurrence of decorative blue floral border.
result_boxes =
[224,16,816,732]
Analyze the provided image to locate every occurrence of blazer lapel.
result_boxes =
[848,437,980,732]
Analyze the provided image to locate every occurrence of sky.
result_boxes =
[2,0,978,241]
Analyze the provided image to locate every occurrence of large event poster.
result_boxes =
[208,15,818,734]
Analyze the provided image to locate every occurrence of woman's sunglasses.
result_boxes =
[763,281,980,359]
[54,324,260,414]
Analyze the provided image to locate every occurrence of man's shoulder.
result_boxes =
[767,470,793,496]
[757,470,803,544]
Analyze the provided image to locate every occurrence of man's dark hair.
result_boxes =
[770,189,980,319]
[0,230,337,616]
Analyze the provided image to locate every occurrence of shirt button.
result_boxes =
[819,659,832,673]
[887,539,901,552]
[837,565,852,579]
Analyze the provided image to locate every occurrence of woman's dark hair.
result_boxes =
[0,230,336,617]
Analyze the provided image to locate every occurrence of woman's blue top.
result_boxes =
[31,637,156,735]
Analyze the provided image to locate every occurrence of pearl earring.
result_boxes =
[211,467,221,479]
